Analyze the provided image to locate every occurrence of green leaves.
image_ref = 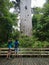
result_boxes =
[0,0,18,42]
[0,17,12,42]
[32,1,49,41]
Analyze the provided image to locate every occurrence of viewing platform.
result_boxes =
[0,57,49,65]
[0,48,49,65]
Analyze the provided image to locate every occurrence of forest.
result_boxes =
[0,0,49,48]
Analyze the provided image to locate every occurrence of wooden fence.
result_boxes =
[0,48,49,56]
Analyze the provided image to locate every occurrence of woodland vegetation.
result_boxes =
[0,0,49,48]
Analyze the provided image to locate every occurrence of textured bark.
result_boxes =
[20,0,32,36]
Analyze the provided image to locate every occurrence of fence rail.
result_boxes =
[0,48,49,56]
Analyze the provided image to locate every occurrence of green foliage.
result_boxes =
[12,30,20,40]
[0,0,18,42]
[33,7,42,14]
[0,0,13,17]
[1,0,49,48]
[0,35,49,48]
[18,35,49,48]
[32,14,42,29]
[0,17,12,42]
[10,14,18,26]
[43,3,49,16]
[0,42,8,48]
[32,1,49,41]
[19,35,37,48]
[32,41,49,48]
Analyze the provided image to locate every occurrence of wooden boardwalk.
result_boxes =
[0,57,49,65]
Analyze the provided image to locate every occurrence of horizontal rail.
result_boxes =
[0,54,49,56]
[0,51,49,53]
[0,48,49,51]
[0,48,49,56]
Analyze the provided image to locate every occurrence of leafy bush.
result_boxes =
[19,35,37,48]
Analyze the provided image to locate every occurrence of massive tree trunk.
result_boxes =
[20,0,32,36]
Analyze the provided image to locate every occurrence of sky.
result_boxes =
[10,0,46,13]
[31,0,46,8]
[10,0,46,8]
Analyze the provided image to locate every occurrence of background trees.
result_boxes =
[0,0,49,48]
[32,0,49,41]
[0,0,18,42]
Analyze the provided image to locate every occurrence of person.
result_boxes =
[14,39,19,56]
[7,38,12,59]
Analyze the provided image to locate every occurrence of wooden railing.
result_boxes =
[0,48,49,56]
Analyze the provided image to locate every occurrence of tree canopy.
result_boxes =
[32,1,49,41]
[0,0,18,42]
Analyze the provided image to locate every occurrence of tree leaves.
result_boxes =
[32,1,49,41]
[0,0,18,42]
